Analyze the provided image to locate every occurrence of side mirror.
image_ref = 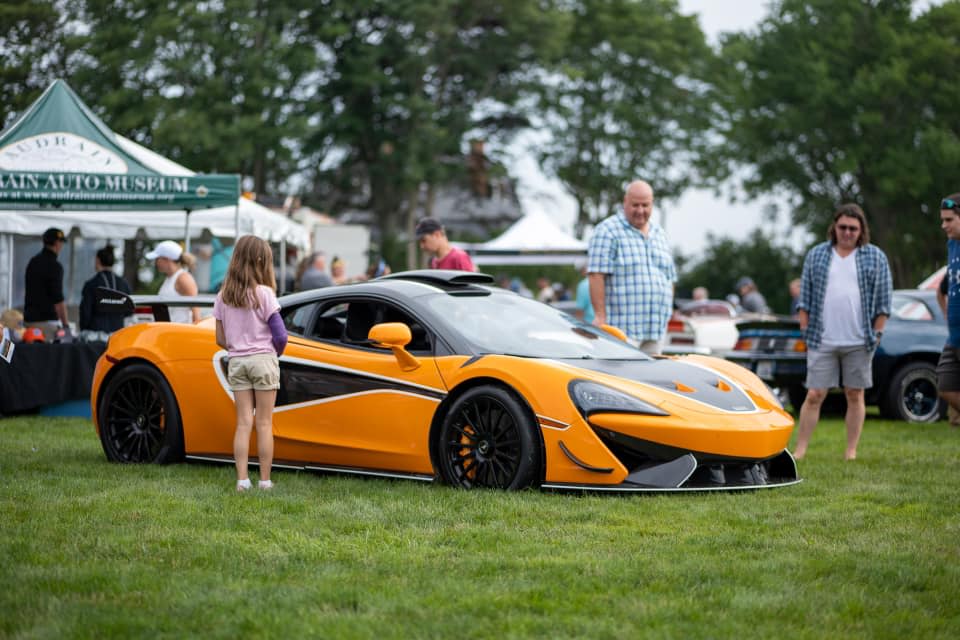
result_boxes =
[368,322,420,371]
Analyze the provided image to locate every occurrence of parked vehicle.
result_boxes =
[664,299,776,356]
[725,289,947,423]
[91,270,800,492]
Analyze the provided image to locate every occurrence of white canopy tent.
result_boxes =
[461,209,587,266]
[0,197,310,247]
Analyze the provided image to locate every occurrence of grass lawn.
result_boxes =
[1,414,958,639]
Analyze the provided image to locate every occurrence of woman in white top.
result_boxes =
[146,240,200,323]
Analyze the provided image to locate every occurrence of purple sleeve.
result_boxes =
[267,312,287,355]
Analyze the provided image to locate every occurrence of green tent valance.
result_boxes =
[0,169,240,210]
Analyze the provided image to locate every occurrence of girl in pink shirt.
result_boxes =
[214,236,288,492]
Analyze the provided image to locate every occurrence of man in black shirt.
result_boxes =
[24,227,69,341]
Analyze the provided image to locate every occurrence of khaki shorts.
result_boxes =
[806,344,873,390]
[227,353,280,391]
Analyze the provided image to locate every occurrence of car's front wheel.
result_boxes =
[880,361,944,423]
[98,363,185,463]
[435,385,541,490]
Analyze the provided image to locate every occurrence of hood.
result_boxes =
[556,358,758,413]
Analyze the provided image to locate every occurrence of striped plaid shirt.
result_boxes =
[798,241,892,350]
[587,213,677,341]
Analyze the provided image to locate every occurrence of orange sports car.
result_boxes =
[91,270,799,492]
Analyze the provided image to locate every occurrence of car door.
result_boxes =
[273,296,446,475]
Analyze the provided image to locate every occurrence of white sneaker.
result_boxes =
[237,478,252,492]
[258,480,274,490]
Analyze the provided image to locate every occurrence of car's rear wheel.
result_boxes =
[880,361,944,423]
[98,363,185,463]
[436,385,541,490]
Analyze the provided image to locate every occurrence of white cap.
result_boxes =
[146,240,183,261]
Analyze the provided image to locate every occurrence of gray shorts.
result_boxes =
[936,346,960,392]
[227,353,280,391]
[806,344,874,390]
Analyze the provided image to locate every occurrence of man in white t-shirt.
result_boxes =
[793,204,893,461]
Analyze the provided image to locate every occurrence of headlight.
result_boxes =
[569,380,669,417]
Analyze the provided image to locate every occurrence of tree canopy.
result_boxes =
[535,0,715,235]
[677,229,803,314]
[716,0,960,285]
[2,0,959,284]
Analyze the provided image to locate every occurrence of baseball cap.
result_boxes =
[146,240,183,261]
[735,276,754,290]
[42,227,66,244]
[414,217,443,238]
[22,327,45,343]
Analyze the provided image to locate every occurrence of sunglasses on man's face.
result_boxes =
[836,224,860,233]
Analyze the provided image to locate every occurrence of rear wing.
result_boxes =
[94,287,216,323]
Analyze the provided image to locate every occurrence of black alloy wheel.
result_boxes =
[881,361,944,423]
[98,363,184,463]
[436,385,541,490]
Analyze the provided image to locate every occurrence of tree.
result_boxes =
[678,229,804,315]
[535,0,716,235]
[716,0,960,286]
[0,0,76,129]
[67,0,318,194]
[301,0,567,266]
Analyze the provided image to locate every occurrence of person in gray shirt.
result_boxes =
[735,276,770,314]
[298,251,334,290]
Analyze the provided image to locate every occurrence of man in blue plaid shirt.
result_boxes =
[794,203,892,461]
[587,180,677,355]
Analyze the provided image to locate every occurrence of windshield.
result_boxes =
[425,289,650,360]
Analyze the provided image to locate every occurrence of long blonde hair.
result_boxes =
[177,251,197,270]
[220,235,276,309]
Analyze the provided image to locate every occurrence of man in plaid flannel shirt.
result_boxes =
[794,203,892,461]
[587,180,677,355]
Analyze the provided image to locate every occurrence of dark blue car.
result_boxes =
[725,289,947,422]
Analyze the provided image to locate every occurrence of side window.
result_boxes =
[283,303,318,337]
[295,298,433,352]
[342,301,379,343]
[891,295,933,321]
[380,304,431,352]
[313,302,349,341]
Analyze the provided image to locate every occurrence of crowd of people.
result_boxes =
[0,228,401,347]
[5,184,960,485]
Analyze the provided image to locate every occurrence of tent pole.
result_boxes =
[68,234,76,313]
[5,234,12,310]
[184,210,192,253]
[279,238,287,294]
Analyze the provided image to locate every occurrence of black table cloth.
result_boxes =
[0,342,105,415]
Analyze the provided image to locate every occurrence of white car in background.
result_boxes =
[918,266,944,290]
[664,299,777,356]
